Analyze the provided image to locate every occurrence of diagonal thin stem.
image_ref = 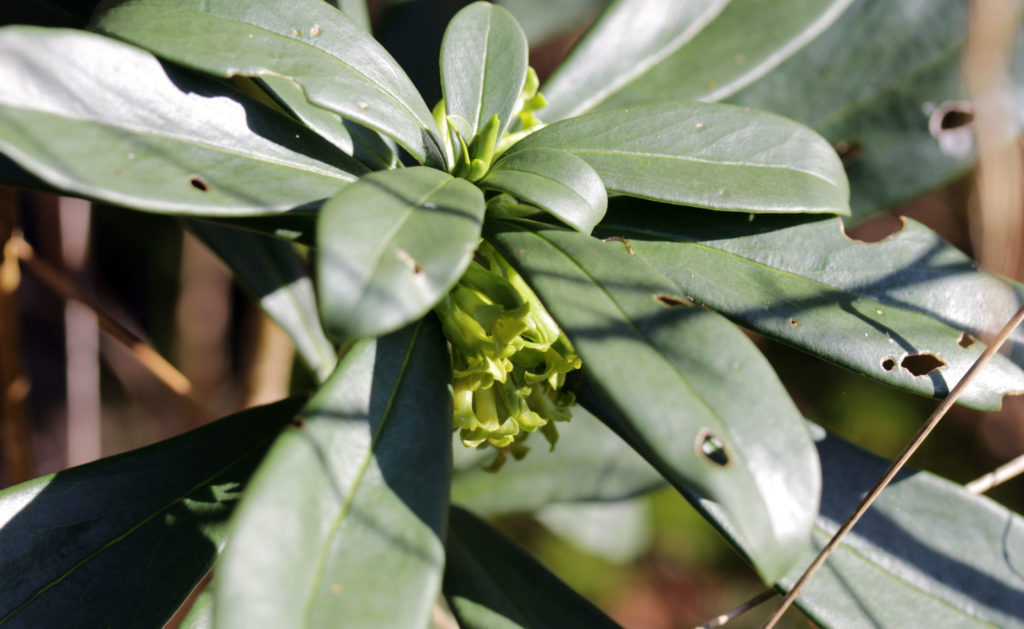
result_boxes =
[966,451,1024,493]
[11,234,207,417]
[762,303,1024,629]
[695,588,775,629]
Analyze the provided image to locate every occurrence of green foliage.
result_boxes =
[1,0,1022,627]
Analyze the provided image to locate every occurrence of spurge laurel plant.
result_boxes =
[1,1,1024,628]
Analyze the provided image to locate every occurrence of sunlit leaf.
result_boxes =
[317,167,485,339]
[215,319,451,628]
[0,397,304,628]
[598,201,1024,410]
[440,1,528,138]
[0,27,361,215]
[504,102,849,215]
[95,0,447,167]
[487,220,820,582]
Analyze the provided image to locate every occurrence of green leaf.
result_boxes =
[0,27,362,216]
[451,405,663,515]
[180,585,214,629]
[257,75,397,170]
[317,167,485,339]
[542,0,854,120]
[215,319,452,629]
[444,506,623,629]
[479,148,607,233]
[94,0,447,168]
[186,220,337,382]
[440,2,528,139]
[504,102,850,215]
[539,0,727,120]
[0,397,304,628]
[486,221,820,582]
[782,427,1024,628]
[729,0,1011,221]
[597,202,1024,410]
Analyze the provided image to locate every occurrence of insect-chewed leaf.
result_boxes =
[0,26,362,215]
[486,220,821,583]
[317,167,485,339]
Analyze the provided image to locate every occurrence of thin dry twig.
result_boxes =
[10,234,205,413]
[762,303,1024,628]
[695,588,775,629]
[965,451,1024,493]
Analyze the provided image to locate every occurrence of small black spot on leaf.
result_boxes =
[958,332,976,349]
[901,353,946,376]
[189,176,209,192]
[697,430,730,467]
[290,415,306,428]
[882,358,896,371]
[655,294,692,307]
[789,318,799,327]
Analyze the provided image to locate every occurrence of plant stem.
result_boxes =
[695,588,775,628]
[965,451,1024,493]
[761,303,1024,628]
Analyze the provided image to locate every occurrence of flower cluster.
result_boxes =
[436,242,580,470]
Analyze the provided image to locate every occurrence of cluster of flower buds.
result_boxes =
[435,242,580,470]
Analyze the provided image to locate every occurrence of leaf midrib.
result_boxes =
[0,436,281,625]
[0,107,354,181]
[302,321,424,626]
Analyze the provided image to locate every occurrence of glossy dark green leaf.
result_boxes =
[486,221,820,582]
[94,0,447,167]
[479,148,607,233]
[186,220,337,382]
[729,0,1023,221]
[215,319,452,629]
[597,201,1024,410]
[317,167,485,339]
[440,2,528,139]
[0,397,304,628]
[0,27,362,215]
[444,506,623,629]
[504,103,850,215]
[542,0,854,120]
[451,405,663,515]
[781,427,1024,627]
[539,0,727,120]
[257,75,397,170]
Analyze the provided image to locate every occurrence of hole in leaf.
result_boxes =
[940,108,974,130]
[697,430,730,466]
[789,318,799,327]
[396,249,423,275]
[882,358,896,371]
[655,294,692,307]
[602,236,635,255]
[958,332,977,349]
[834,140,863,164]
[901,353,946,376]
[189,176,209,192]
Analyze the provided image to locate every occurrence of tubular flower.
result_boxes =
[436,242,581,470]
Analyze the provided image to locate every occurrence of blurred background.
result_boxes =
[2,1,1024,627]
